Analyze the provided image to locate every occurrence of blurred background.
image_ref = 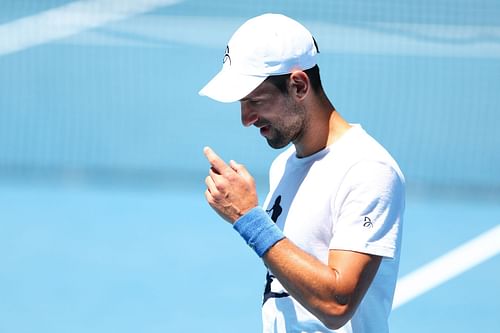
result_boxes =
[1,1,499,332]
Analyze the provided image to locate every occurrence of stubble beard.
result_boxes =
[265,99,307,149]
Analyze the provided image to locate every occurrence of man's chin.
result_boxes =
[266,139,290,150]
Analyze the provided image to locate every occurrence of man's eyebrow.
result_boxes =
[240,96,259,102]
[241,93,268,102]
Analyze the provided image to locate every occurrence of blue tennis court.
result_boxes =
[1,1,499,332]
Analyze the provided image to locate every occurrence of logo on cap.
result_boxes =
[313,37,320,53]
[223,45,231,65]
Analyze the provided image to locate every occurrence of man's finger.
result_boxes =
[204,146,230,174]
[208,167,226,189]
[205,175,216,193]
[230,160,253,182]
[204,188,214,205]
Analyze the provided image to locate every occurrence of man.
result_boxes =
[199,13,405,333]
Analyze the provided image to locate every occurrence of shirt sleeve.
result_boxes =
[329,160,405,258]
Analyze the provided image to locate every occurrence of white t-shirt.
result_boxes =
[261,124,405,333]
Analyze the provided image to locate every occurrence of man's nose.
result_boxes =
[240,104,258,127]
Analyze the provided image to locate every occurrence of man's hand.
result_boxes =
[203,146,258,224]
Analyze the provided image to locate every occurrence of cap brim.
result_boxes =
[199,69,267,103]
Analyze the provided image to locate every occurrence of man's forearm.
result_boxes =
[262,238,352,330]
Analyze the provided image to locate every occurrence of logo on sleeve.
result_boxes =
[363,216,373,228]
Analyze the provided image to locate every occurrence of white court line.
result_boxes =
[2,10,500,58]
[393,224,500,309]
[67,16,500,59]
[0,0,183,56]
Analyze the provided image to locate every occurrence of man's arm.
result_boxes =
[203,146,381,329]
[263,239,381,330]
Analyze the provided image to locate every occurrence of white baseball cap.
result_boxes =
[199,13,319,103]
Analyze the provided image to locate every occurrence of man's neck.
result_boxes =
[294,100,351,158]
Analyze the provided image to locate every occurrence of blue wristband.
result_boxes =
[233,207,285,257]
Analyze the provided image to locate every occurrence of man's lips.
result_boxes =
[259,124,271,136]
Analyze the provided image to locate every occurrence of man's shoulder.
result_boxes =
[332,124,404,178]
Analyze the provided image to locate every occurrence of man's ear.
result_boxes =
[288,70,309,100]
